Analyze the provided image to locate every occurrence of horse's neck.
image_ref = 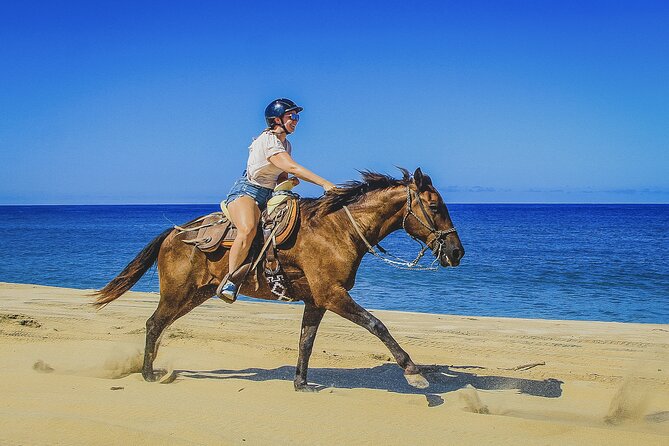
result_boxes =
[346,187,406,246]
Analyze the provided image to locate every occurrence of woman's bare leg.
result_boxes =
[226,196,261,276]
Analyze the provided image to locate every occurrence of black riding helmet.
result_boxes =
[265,98,304,128]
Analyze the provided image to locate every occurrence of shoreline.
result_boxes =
[1,282,668,445]
[3,281,666,326]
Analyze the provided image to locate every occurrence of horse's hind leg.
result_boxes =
[143,298,179,382]
[142,285,215,382]
[324,288,429,389]
[294,303,326,392]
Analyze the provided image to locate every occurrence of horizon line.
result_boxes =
[1,201,668,206]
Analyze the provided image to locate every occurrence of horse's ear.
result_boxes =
[413,168,433,191]
[414,168,423,185]
[413,168,427,190]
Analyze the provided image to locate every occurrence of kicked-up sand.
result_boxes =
[0,282,667,445]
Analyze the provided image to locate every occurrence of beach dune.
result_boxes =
[0,282,667,445]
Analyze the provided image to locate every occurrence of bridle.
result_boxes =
[343,184,458,270]
[402,184,457,264]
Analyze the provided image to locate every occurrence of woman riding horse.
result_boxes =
[219,98,336,301]
[94,168,464,390]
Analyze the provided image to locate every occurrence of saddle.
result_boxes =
[175,182,300,301]
[177,192,299,253]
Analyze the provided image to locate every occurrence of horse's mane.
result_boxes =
[301,168,411,217]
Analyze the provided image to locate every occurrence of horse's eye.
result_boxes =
[429,203,439,213]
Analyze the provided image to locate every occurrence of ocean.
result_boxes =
[0,204,667,324]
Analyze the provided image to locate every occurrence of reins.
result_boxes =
[343,185,457,271]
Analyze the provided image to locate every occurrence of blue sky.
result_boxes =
[1,1,667,204]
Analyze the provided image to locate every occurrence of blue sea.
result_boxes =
[0,204,667,324]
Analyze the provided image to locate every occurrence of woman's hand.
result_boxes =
[322,181,337,192]
[290,177,300,186]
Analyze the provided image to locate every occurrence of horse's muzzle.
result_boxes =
[440,247,464,267]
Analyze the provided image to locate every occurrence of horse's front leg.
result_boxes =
[294,302,326,392]
[324,288,429,389]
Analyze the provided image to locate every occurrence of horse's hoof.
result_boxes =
[143,369,168,382]
[294,382,323,392]
[159,370,177,384]
[405,373,429,389]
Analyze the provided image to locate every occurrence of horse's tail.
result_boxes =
[92,228,173,308]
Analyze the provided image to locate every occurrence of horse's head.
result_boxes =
[401,168,465,267]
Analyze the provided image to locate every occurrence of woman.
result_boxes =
[217,98,336,301]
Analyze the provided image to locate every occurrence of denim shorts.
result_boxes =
[225,175,273,210]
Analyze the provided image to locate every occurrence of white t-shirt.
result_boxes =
[246,130,292,189]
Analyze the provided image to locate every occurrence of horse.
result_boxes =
[93,167,464,391]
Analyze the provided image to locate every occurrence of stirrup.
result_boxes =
[215,259,255,303]
[215,275,238,303]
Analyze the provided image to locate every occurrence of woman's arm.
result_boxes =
[269,152,336,191]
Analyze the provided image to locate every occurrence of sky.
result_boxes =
[1,0,667,204]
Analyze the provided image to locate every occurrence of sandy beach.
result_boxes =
[0,282,667,445]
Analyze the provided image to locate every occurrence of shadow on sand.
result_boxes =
[177,363,563,404]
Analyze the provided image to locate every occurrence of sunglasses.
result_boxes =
[285,113,300,122]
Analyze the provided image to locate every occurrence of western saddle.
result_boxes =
[175,181,300,302]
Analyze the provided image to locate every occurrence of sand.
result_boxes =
[0,282,667,445]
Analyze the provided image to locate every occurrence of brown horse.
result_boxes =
[94,168,464,391]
